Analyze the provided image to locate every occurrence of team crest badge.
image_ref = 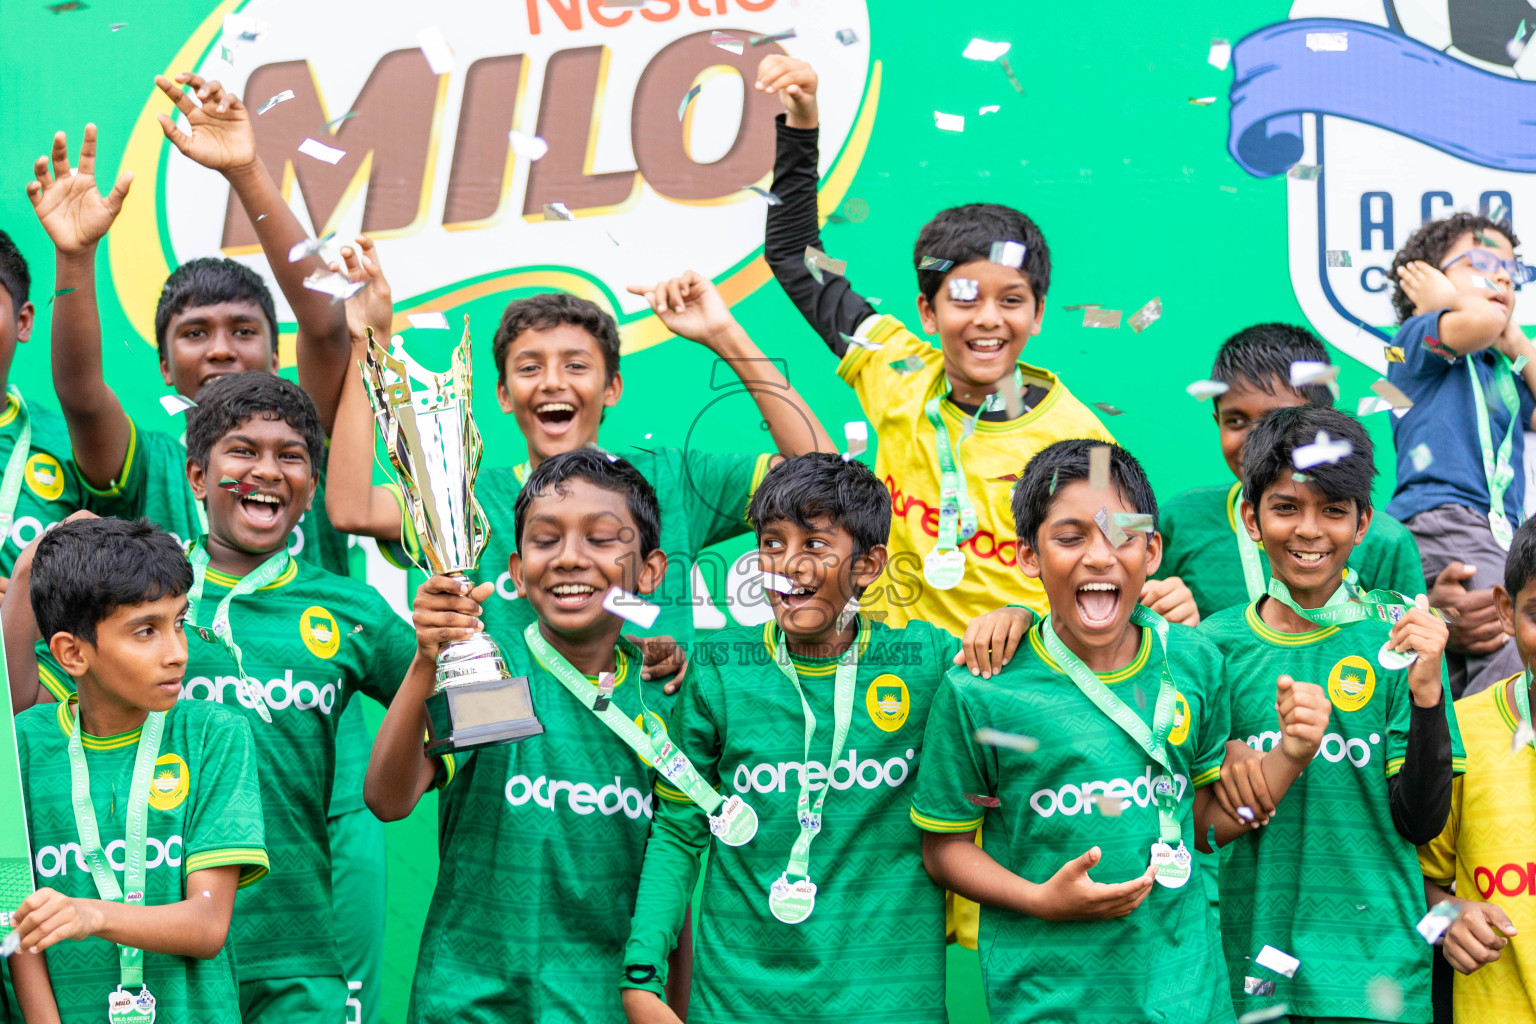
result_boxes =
[1327,654,1376,712]
[147,753,189,812]
[300,606,340,659]
[24,453,65,501]
[865,674,909,732]
[1167,690,1192,746]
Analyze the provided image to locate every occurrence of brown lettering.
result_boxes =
[523,46,640,216]
[443,56,528,228]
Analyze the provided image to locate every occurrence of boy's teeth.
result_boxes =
[538,402,575,412]
[1292,552,1325,563]
[242,492,279,504]
[790,587,813,595]
[550,583,594,595]
[1078,582,1117,591]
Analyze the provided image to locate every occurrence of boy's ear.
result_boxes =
[159,356,176,389]
[508,552,526,598]
[1495,583,1517,637]
[187,457,208,502]
[15,300,34,344]
[636,548,668,597]
[851,543,888,590]
[49,632,91,678]
[1239,495,1262,543]
[603,371,623,410]
[496,380,515,415]
[1142,529,1164,578]
[915,292,939,336]
[1353,503,1373,546]
[1016,537,1042,580]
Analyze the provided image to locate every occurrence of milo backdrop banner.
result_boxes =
[0,0,1529,1019]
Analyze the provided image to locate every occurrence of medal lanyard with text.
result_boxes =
[1229,485,1265,602]
[1263,569,1416,627]
[923,369,1022,558]
[1466,353,1521,549]
[1516,671,1535,750]
[0,386,33,545]
[523,623,758,846]
[66,703,164,994]
[1039,607,1181,847]
[186,540,291,723]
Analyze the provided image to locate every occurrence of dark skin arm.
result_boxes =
[3,511,95,713]
[10,944,61,1024]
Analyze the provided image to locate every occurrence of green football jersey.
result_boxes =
[1199,602,1467,1021]
[1156,483,1425,620]
[909,619,1234,1024]
[15,698,267,1024]
[624,619,960,1023]
[409,635,676,1024]
[467,449,774,644]
[0,394,94,577]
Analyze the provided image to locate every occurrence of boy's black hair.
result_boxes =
[1211,322,1335,407]
[0,229,30,313]
[1241,404,1374,512]
[913,204,1050,306]
[184,371,326,474]
[493,292,621,388]
[32,517,192,646]
[154,257,279,357]
[748,452,891,559]
[514,448,659,556]
[1504,517,1536,600]
[1389,212,1521,323]
[1011,440,1158,552]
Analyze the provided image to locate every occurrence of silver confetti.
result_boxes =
[678,83,702,121]
[1288,360,1338,388]
[1286,163,1322,180]
[934,111,965,133]
[989,240,1026,268]
[962,38,1011,62]
[509,130,549,161]
[1255,944,1300,978]
[709,31,744,55]
[1208,39,1231,70]
[1243,978,1275,997]
[1115,512,1154,533]
[287,232,335,263]
[919,255,954,271]
[1093,402,1124,417]
[890,356,926,374]
[256,90,294,116]
[543,202,575,221]
[297,138,345,164]
[1326,250,1352,267]
[1186,379,1229,401]
[1083,309,1122,329]
[1306,31,1348,51]
[948,278,979,301]
[744,184,781,205]
[1089,445,1111,491]
[1292,430,1352,470]
[1369,379,1413,410]
[842,422,868,461]
[750,28,796,46]
[1409,443,1434,473]
[803,246,846,284]
[1095,506,1129,546]
[1237,1007,1289,1024]
[974,727,1038,753]
[1128,297,1162,333]
[836,28,858,46]
[1415,902,1460,944]
[602,586,660,630]
[302,269,366,302]
[159,394,196,415]
[840,332,881,352]
[416,26,456,75]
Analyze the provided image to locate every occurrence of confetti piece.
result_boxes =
[1083,309,1122,329]
[109,21,126,30]
[1415,902,1460,944]
[934,111,965,133]
[989,240,1026,268]
[1367,976,1404,1019]
[1061,304,1102,311]
[1288,360,1338,388]
[1287,163,1322,180]
[222,12,265,42]
[1115,512,1154,532]
[1307,31,1348,51]
[1409,443,1433,473]
[351,623,364,634]
[1255,944,1300,978]
[218,477,261,498]
[408,312,450,330]
[543,202,575,221]
[592,671,615,711]
[302,269,366,302]
[1514,355,1529,374]
[918,255,954,272]
[1326,250,1352,267]
[750,28,796,46]
[678,83,702,121]
[287,232,335,263]
[1472,275,1497,291]
[1208,38,1231,70]
[1095,506,1129,546]
[756,570,797,595]
[48,1,87,11]
[963,38,1012,62]
[999,57,1025,95]
[416,26,456,74]
[890,356,926,374]
[744,184,781,205]
[997,374,1025,419]
[840,332,881,352]
[159,394,196,415]
[509,130,549,161]
[707,30,744,54]
[1357,396,1393,417]
[1093,402,1123,416]
[1243,977,1275,996]
[1237,1008,1289,1024]
[321,111,358,132]
[974,727,1038,753]
[1189,96,1218,106]
[1128,297,1162,333]
[298,138,345,164]
[0,932,19,958]
[1092,793,1127,816]
[836,28,858,46]
[803,246,846,284]
[1509,23,1529,62]
[979,104,1001,115]
[1369,379,1413,410]
[602,586,660,629]
[1385,345,1405,363]
[49,287,76,304]
[1293,430,1353,470]
[964,792,1000,808]
[1512,716,1534,752]
[256,90,294,116]
[948,278,979,301]
[1049,469,1059,495]
[1186,379,1228,401]
[1089,445,1111,491]
[1236,805,1256,822]
[256,214,268,222]
[842,421,868,462]
[1291,471,1309,483]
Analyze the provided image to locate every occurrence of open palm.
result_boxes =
[154,73,256,172]
[27,125,133,255]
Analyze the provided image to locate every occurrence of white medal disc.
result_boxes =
[708,795,759,847]
[1377,641,1417,671]
[924,549,966,590]
[768,873,818,925]
[1491,511,1515,551]
[1149,841,1191,889]
[107,985,156,1024]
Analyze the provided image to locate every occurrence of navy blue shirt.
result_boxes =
[1386,309,1536,524]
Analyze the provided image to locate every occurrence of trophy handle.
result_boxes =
[470,500,492,562]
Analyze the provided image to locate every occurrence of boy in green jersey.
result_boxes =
[620,452,1002,1024]
[1200,403,1464,1023]
[910,438,1334,1024]
[10,373,418,1024]
[1154,323,1425,622]
[5,516,268,1024]
[367,449,689,1024]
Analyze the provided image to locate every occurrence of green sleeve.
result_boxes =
[359,597,418,708]
[620,656,723,995]
[76,416,151,514]
[183,711,270,887]
[682,449,776,550]
[909,672,990,833]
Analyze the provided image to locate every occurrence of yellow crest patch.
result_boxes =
[865,674,909,732]
[300,606,340,659]
[1327,655,1376,712]
[25,453,65,501]
[147,753,189,811]
[1167,690,1192,746]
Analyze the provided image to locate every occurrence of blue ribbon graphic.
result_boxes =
[1229,18,1536,177]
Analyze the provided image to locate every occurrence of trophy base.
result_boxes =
[424,632,544,756]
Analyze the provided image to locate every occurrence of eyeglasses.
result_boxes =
[1440,248,1536,289]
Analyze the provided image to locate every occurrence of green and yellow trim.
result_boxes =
[376,482,424,571]
[743,452,775,524]
[910,807,983,833]
[1386,756,1404,777]
[1027,623,1151,684]
[935,362,1065,437]
[655,781,691,803]
[79,417,138,499]
[1225,482,1245,534]
[39,663,73,703]
[0,393,18,428]
[54,695,150,750]
[1243,602,1339,646]
[1191,765,1221,788]
[1495,674,1526,737]
[185,847,270,888]
[202,558,299,591]
[762,618,872,677]
[531,645,631,689]
[435,750,459,790]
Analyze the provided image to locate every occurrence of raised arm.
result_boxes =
[1395,260,1512,357]
[756,56,878,357]
[2,516,73,714]
[154,73,351,431]
[27,126,134,489]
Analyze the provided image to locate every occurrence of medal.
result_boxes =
[107,984,156,1024]
[768,873,818,925]
[708,794,759,847]
[1465,354,1521,552]
[923,548,966,590]
[1149,841,1192,889]
[1490,510,1515,551]
[1377,641,1416,671]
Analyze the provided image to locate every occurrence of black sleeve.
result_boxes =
[1387,697,1454,845]
[763,114,879,359]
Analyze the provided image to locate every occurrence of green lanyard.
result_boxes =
[185,541,291,723]
[1229,485,1265,602]
[1466,353,1521,550]
[765,619,865,924]
[1513,671,1535,751]
[0,386,33,547]
[523,623,757,846]
[66,702,164,994]
[1264,570,1427,669]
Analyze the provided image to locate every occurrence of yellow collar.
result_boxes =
[55,695,154,751]
[1027,622,1152,683]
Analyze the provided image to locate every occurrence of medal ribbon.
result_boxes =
[1039,607,1181,844]
[1229,485,1265,602]
[523,623,726,816]
[1262,568,1420,628]
[922,369,1023,558]
[0,387,34,547]
[769,619,865,884]
[186,540,292,723]
[1466,353,1521,546]
[65,702,164,989]
[1515,671,1535,750]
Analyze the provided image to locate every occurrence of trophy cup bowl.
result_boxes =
[362,323,544,756]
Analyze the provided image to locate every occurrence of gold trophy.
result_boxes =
[363,323,543,755]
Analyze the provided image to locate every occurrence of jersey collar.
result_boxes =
[0,392,19,429]
[1243,600,1340,646]
[1027,621,1151,683]
[202,558,300,591]
[54,694,154,750]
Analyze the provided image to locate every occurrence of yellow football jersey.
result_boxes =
[1419,676,1536,1024]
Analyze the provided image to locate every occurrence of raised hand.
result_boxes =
[954,606,1032,678]
[412,575,494,659]
[154,73,256,173]
[1395,260,1461,318]
[1139,577,1199,627]
[331,237,394,344]
[755,55,818,129]
[1275,673,1331,763]
[1441,899,1518,975]
[626,271,738,351]
[1389,595,1450,706]
[26,125,133,254]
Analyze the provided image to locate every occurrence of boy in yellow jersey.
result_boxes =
[1419,514,1536,1023]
